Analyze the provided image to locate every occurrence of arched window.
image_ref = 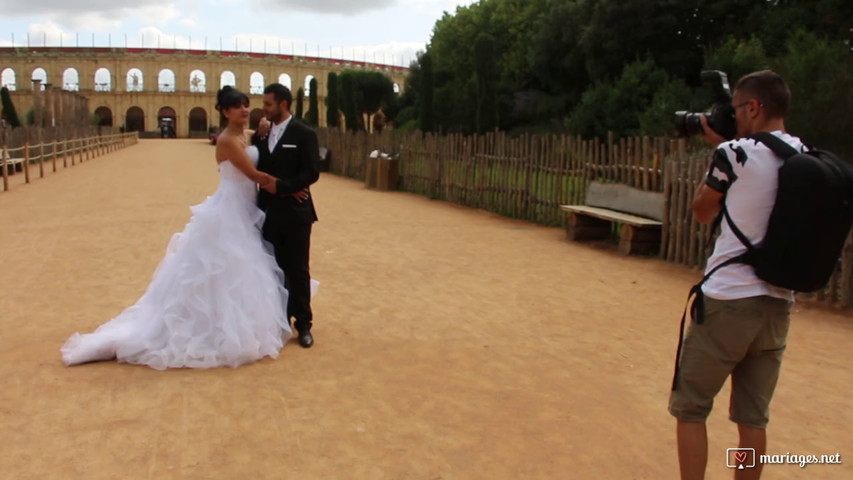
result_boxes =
[32,68,47,90]
[127,69,144,92]
[220,71,236,89]
[190,70,206,93]
[250,72,265,95]
[158,69,176,93]
[1,68,16,91]
[62,68,79,91]
[304,75,314,96]
[278,73,291,90]
[94,68,111,92]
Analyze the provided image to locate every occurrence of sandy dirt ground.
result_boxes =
[0,139,850,480]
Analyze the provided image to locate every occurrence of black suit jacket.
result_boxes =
[253,118,321,225]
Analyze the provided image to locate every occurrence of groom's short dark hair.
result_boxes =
[264,83,292,111]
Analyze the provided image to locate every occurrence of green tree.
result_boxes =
[356,71,394,120]
[567,59,676,138]
[776,30,853,155]
[419,53,435,133]
[306,78,319,126]
[391,57,423,130]
[295,87,305,120]
[474,34,498,133]
[339,73,359,131]
[335,70,395,131]
[703,36,770,89]
[0,87,22,128]
[325,72,340,128]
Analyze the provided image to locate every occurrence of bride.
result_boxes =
[61,86,312,370]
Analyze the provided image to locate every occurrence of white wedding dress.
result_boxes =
[61,145,315,370]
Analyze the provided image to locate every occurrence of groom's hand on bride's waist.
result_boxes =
[291,188,310,203]
[260,179,309,203]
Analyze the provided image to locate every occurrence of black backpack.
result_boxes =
[722,132,853,291]
[672,132,853,390]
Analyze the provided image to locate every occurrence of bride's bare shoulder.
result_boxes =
[215,133,240,164]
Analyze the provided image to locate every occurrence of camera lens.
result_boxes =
[674,111,706,137]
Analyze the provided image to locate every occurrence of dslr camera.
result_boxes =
[674,70,737,140]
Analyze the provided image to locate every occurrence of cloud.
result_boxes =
[0,0,167,16]
[220,32,420,66]
[254,0,397,15]
[139,26,193,49]
[135,5,182,25]
[333,40,424,66]
[54,13,124,32]
[24,21,74,46]
[0,0,180,32]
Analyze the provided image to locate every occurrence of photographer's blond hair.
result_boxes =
[734,70,791,118]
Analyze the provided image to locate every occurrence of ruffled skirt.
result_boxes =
[61,184,297,370]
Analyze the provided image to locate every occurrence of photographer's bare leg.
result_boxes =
[735,425,765,480]
[677,420,708,480]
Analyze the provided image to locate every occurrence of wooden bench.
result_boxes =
[1,151,24,175]
[560,181,664,255]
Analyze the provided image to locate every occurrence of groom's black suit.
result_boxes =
[253,117,320,335]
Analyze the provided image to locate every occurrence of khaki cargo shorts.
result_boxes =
[669,295,792,428]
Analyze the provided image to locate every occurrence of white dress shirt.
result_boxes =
[267,115,293,153]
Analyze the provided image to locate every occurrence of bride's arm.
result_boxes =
[217,136,272,184]
[243,129,255,145]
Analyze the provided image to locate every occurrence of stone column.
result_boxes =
[44,84,54,128]
[32,79,43,127]
[54,86,63,128]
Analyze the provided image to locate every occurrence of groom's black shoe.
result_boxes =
[297,330,314,348]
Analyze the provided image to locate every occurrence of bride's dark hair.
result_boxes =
[215,86,249,113]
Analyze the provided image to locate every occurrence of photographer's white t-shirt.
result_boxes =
[702,131,804,301]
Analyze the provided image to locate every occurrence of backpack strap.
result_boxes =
[750,131,799,159]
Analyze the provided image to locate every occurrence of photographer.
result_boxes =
[669,70,804,480]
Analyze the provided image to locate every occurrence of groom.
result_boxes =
[254,83,321,348]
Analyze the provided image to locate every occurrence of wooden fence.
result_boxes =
[1,127,138,192]
[318,128,853,309]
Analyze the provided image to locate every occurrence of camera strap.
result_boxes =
[672,200,754,391]
[671,254,744,391]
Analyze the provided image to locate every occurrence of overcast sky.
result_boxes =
[0,0,476,66]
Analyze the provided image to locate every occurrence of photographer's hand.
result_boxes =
[700,116,726,147]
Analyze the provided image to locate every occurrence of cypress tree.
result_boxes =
[0,87,22,128]
[306,78,319,126]
[295,87,305,120]
[326,72,340,128]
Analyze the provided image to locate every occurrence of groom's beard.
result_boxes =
[268,108,283,123]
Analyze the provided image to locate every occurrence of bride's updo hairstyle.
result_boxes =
[215,86,249,113]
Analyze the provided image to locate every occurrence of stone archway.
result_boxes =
[62,68,79,91]
[158,106,177,138]
[125,106,144,132]
[189,107,207,137]
[95,68,112,92]
[94,106,113,127]
[1,67,16,90]
[249,108,264,130]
